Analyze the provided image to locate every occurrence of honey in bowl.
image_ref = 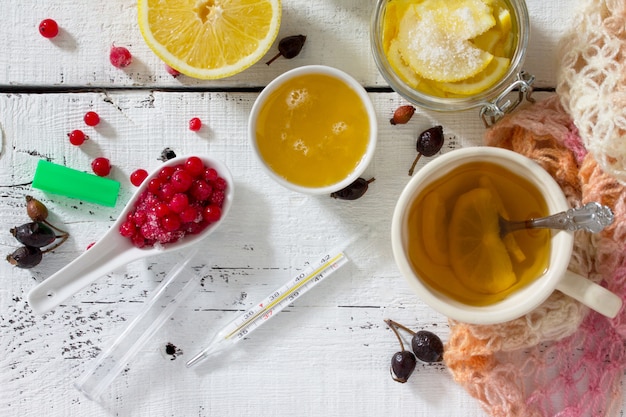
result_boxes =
[254,72,371,189]
[406,160,550,305]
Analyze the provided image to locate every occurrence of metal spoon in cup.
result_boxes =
[27,155,234,315]
[499,202,614,237]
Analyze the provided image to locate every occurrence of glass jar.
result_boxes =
[371,0,534,126]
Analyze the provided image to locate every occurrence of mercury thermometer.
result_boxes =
[186,250,349,367]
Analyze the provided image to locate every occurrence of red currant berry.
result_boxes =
[161,214,181,232]
[131,234,146,248]
[210,190,225,207]
[119,220,136,237]
[185,156,204,177]
[190,180,212,202]
[158,166,175,181]
[133,210,147,226]
[188,117,202,132]
[213,177,227,191]
[68,129,88,146]
[168,193,189,213]
[84,111,100,126]
[179,206,199,223]
[91,157,111,177]
[130,169,148,186]
[170,170,193,192]
[39,19,59,38]
[203,205,222,223]
[164,63,180,77]
[147,178,162,194]
[204,168,218,182]
[159,182,176,201]
[110,45,133,68]
[153,202,170,218]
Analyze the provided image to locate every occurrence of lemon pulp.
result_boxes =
[255,73,370,188]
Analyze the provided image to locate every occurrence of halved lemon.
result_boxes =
[448,187,517,294]
[138,0,282,79]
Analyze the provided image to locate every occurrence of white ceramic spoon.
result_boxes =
[27,155,234,314]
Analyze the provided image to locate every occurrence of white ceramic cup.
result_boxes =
[248,65,377,195]
[391,147,622,324]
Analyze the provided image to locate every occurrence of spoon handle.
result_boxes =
[27,233,142,314]
[509,202,614,234]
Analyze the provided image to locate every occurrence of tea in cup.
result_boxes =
[391,147,622,324]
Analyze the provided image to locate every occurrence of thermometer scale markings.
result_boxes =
[225,252,347,340]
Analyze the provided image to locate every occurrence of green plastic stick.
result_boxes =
[32,160,120,207]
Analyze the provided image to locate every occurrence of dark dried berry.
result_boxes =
[266,35,307,65]
[330,177,375,200]
[159,148,177,162]
[390,350,417,383]
[25,195,48,221]
[6,246,43,268]
[408,125,445,176]
[11,222,56,248]
[411,330,444,363]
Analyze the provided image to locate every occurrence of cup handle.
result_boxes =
[556,270,623,318]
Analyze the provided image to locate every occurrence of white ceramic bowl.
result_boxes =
[248,65,377,195]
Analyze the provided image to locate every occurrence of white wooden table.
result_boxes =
[0,1,591,416]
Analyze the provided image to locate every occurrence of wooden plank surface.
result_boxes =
[0,0,608,416]
[1,0,575,89]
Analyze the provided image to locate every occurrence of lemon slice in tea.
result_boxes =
[138,0,281,79]
[421,191,450,266]
[448,187,516,294]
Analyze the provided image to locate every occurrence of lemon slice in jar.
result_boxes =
[438,56,510,95]
[448,187,516,294]
[138,0,281,80]
[396,0,495,83]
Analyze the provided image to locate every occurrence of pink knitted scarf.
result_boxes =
[444,95,626,416]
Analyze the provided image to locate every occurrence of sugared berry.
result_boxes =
[179,206,199,223]
[170,170,193,192]
[159,183,176,201]
[164,64,181,77]
[189,117,202,132]
[213,177,227,191]
[110,45,132,68]
[68,129,88,146]
[161,214,181,232]
[130,169,148,186]
[119,221,136,237]
[190,180,212,201]
[91,157,111,177]
[147,178,162,194]
[203,205,222,222]
[158,166,175,181]
[204,168,218,182]
[152,202,170,218]
[185,156,204,177]
[210,190,225,207]
[84,111,100,126]
[39,19,59,38]
[168,193,189,213]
